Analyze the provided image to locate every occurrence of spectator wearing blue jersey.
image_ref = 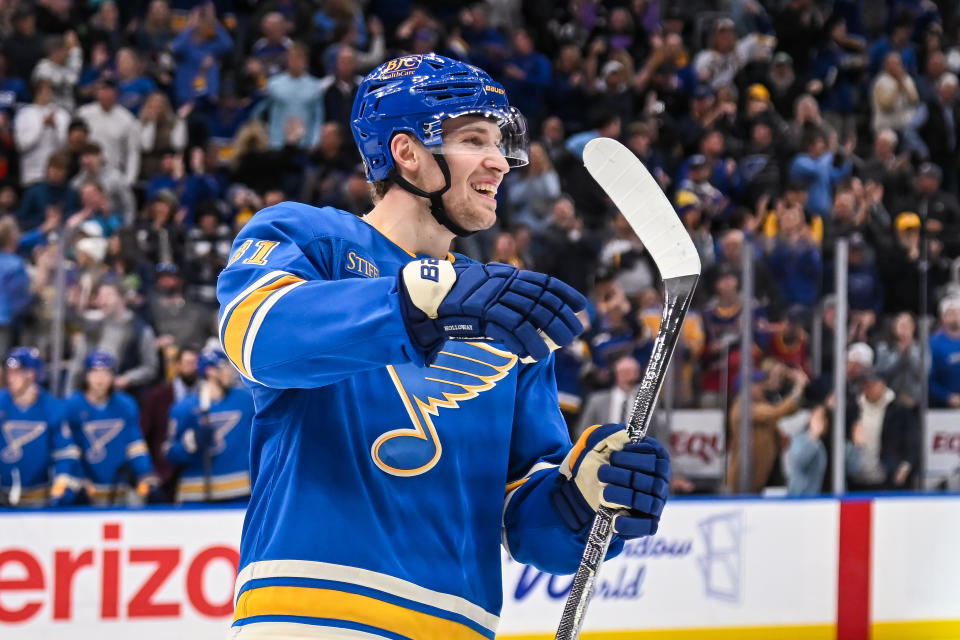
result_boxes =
[319,46,364,134]
[765,199,822,308]
[810,15,868,134]
[565,109,621,161]
[114,48,157,116]
[0,52,30,113]
[164,348,253,503]
[17,151,79,232]
[251,12,293,76]
[930,296,960,408]
[788,127,853,217]
[0,216,31,356]
[844,234,884,341]
[134,0,175,59]
[868,13,919,78]
[500,29,552,129]
[65,350,159,505]
[170,3,232,107]
[0,347,82,506]
[255,43,324,149]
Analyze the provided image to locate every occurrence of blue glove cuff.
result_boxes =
[551,474,595,532]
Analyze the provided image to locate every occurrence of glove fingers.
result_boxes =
[555,304,584,338]
[461,278,510,316]
[609,450,660,474]
[632,474,670,500]
[542,315,576,348]
[545,277,588,312]
[631,493,666,517]
[602,484,634,510]
[513,321,550,360]
[613,514,659,538]
[597,464,632,488]
[500,290,537,315]
[485,323,530,360]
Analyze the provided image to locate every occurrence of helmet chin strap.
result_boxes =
[388,154,475,238]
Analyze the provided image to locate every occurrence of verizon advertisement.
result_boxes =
[0,509,243,639]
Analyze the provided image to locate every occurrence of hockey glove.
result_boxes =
[552,424,670,539]
[398,259,586,363]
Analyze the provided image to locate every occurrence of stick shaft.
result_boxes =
[555,274,698,640]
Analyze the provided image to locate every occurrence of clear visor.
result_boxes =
[430,106,529,168]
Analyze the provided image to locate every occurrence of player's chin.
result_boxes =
[456,203,498,232]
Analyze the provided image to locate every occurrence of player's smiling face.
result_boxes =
[439,116,510,231]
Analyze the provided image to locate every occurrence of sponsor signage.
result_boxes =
[1,496,958,638]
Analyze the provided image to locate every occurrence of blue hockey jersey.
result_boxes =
[64,390,153,504]
[217,203,623,639]
[0,389,80,505]
[164,387,254,502]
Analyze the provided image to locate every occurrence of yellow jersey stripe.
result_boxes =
[234,585,489,640]
[126,441,148,457]
[243,279,308,378]
[223,275,304,377]
[179,476,251,494]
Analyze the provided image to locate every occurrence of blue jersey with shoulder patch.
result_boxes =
[64,391,153,503]
[164,387,254,502]
[0,389,80,505]
[216,203,624,640]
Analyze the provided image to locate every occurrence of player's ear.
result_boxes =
[390,132,421,176]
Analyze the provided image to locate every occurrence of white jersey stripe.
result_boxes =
[228,621,390,640]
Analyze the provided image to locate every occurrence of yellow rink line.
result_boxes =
[500,620,960,640]
[872,620,960,640]
[499,624,833,640]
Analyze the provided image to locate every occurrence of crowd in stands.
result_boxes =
[2,0,960,505]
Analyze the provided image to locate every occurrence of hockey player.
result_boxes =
[0,347,82,506]
[220,53,671,639]
[164,348,254,503]
[64,349,159,505]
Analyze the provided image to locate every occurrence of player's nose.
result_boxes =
[485,148,510,175]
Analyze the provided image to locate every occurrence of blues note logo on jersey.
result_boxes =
[82,419,125,463]
[204,410,243,455]
[1,421,46,464]
[371,342,517,477]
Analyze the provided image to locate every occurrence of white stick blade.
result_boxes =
[583,137,701,279]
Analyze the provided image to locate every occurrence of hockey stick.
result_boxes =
[199,382,214,502]
[0,468,21,507]
[555,138,701,640]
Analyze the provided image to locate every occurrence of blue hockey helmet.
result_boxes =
[197,348,229,377]
[5,347,43,374]
[351,53,529,181]
[350,53,529,237]
[84,349,117,371]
